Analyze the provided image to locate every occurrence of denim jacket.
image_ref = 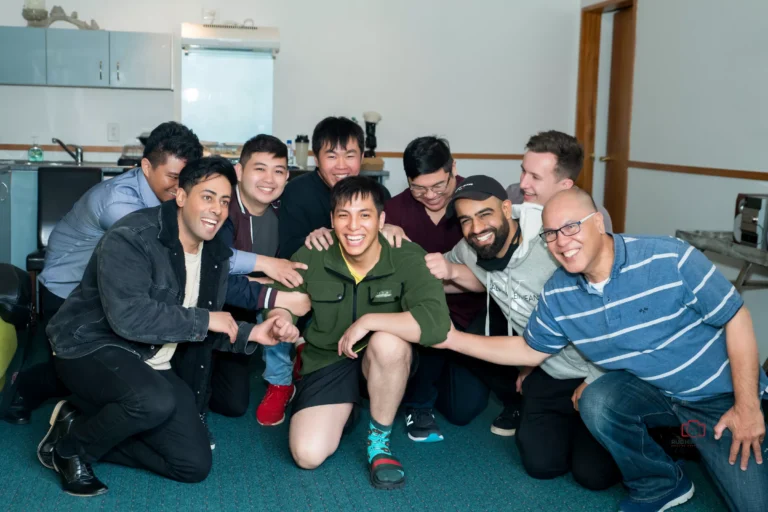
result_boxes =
[47,201,267,410]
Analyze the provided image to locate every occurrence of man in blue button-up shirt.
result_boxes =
[39,122,261,315]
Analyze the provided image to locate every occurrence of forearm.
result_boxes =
[725,306,762,410]
[446,263,485,293]
[361,312,421,343]
[446,331,550,367]
[444,283,470,294]
[267,307,295,324]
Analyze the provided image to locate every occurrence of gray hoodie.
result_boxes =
[445,203,604,383]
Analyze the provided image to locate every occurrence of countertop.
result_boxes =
[0,160,133,174]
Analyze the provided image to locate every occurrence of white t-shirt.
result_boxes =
[145,243,203,370]
[587,277,611,295]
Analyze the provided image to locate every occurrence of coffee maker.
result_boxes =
[361,111,384,171]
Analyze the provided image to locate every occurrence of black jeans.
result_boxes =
[14,284,69,410]
[516,367,620,491]
[209,351,251,417]
[55,347,212,483]
[403,299,521,425]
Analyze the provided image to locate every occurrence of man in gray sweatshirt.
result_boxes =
[425,176,619,490]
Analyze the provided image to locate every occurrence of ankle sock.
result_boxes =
[366,418,392,463]
[367,419,404,483]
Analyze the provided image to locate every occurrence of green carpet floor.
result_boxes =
[0,376,728,511]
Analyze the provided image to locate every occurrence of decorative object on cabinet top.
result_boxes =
[22,3,101,30]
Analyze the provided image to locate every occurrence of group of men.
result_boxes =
[11,116,767,511]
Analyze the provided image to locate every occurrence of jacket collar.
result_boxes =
[323,232,395,281]
[156,200,233,262]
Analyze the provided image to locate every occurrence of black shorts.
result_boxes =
[291,345,420,417]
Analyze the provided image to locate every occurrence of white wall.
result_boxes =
[0,0,581,195]
[623,0,768,360]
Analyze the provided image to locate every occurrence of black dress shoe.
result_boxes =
[2,394,31,425]
[52,448,108,497]
[38,400,79,470]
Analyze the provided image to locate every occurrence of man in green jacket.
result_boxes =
[267,176,451,490]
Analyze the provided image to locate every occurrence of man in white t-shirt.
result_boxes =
[39,157,307,497]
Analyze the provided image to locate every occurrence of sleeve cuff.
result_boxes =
[258,287,278,310]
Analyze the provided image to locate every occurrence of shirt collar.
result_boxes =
[235,183,247,215]
[136,168,161,208]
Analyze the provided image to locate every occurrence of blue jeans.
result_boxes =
[579,371,768,512]
[263,342,293,386]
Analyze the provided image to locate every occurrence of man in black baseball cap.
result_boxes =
[445,175,509,219]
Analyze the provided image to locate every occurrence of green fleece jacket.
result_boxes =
[273,233,451,375]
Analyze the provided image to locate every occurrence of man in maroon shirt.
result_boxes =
[385,137,520,443]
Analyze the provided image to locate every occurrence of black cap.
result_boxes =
[446,175,508,218]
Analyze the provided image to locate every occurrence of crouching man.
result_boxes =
[40,157,301,496]
[268,176,450,489]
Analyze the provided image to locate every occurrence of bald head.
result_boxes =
[542,187,598,230]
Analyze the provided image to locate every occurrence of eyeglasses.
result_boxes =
[539,212,597,243]
[409,174,452,198]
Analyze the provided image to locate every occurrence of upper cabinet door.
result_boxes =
[46,28,109,87]
[110,32,173,90]
[0,27,46,85]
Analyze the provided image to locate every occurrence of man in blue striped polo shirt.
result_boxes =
[437,188,768,512]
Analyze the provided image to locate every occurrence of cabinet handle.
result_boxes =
[117,61,120,81]
[99,60,102,80]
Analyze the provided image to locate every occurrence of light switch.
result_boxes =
[108,123,120,142]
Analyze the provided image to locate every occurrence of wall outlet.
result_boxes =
[107,123,120,142]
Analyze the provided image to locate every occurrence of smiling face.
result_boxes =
[455,196,513,259]
[176,173,232,246]
[142,155,188,202]
[408,165,456,212]
[315,138,363,188]
[236,152,288,208]
[541,192,605,275]
[519,151,573,205]
[331,193,385,258]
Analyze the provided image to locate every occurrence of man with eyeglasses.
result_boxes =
[437,187,768,512]
[425,176,619,490]
[384,137,486,443]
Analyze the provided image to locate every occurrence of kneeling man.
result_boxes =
[268,176,450,489]
[41,157,299,496]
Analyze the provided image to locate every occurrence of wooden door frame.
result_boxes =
[574,0,637,233]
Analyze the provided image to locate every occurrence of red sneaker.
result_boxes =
[256,384,295,426]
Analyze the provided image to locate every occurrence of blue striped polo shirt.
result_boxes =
[524,234,768,401]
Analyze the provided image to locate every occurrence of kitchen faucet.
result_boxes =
[52,138,84,164]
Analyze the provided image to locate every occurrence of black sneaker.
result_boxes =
[491,406,521,437]
[405,408,444,443]
[38,400,79,470]
[200,413,215,450]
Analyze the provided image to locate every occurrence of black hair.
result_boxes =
[178,156,238,194]
[330,176,386,215]
[403,136,453,180]
[142,121,203,168]
[311,117,365,157]
[525,130,584,181]
[239,134,288,165]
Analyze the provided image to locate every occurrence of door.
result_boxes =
[0,27,46,85]
[574,0,637,233]
[110,31,173,90]
[46,28,109,87]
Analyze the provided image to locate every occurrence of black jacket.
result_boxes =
[48,200,266,410]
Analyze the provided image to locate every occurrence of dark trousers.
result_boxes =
[403,299,521,425]
[55,347,212,483]
[516,367,620,491]
[14,284,69,409]
[209,351,251,417]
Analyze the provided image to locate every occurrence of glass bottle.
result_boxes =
[28,136,44,162]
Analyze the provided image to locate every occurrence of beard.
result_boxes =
[469,217,511,260]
